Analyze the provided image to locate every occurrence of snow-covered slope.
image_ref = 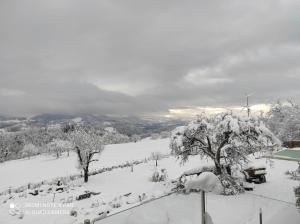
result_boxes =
[0,138,170,192]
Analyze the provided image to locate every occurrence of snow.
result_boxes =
[182,163,215,176]
[0,139,299,224]
[244,161,266,170]
[0,138,170,192]
[185,172,222,193]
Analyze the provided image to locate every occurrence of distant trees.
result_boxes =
[69,126,104,182]
[22,143,39,159]
[0,133,11,162]
[0,121,132,163]
[0,132,25,162]
[102,130,130,145]
[47,139,73,158]
[170,113,279,176]
[266,101,300,142]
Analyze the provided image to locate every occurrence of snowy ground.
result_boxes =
[0,139,299,224]
[0,138,170,192]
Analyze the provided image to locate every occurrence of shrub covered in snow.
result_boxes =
[219,174,244,195]
[185,172,222,193]
[286,164,300,180]
[151,169,168,182]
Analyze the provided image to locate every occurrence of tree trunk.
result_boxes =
[214,159,222,175]
[155,159,158,167]
[84,168,89,183]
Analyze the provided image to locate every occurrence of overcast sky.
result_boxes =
[0,0,300,117]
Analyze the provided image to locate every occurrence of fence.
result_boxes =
[0,158,152,196]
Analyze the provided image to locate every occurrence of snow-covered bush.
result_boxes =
[151,169,168,182]
[109,196,124,208]
[219,174,244,195]
[286,163,300,180]
[185,172,222,193]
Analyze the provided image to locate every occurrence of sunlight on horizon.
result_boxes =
[164,104,271,118]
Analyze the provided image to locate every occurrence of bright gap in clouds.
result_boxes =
[164,104,271,118]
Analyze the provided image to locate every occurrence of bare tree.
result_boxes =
[150,151,164,167]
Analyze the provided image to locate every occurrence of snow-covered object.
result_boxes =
[182,164,215,176]
[185,172,222,193]
[151,169,168,182]
[170,113,280,174]
[244,161,266,170]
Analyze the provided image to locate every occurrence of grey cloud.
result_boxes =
[0,0,300,116]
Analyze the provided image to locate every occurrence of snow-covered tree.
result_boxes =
[0,133,10,162]
[22,143,39,159]
[69,127,104,182]
[266,101,300,142]
[47,139,73,158]
[150,151,164,167]
[170,113,279,175]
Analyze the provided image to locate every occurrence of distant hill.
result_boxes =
[0,113,187,136]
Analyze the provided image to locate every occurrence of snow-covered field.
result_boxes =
[0,138,170,192]
[0,138,299,224]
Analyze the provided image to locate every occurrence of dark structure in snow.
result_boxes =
[283,140,300,148]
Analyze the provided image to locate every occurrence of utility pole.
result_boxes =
[245,93,253,117]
